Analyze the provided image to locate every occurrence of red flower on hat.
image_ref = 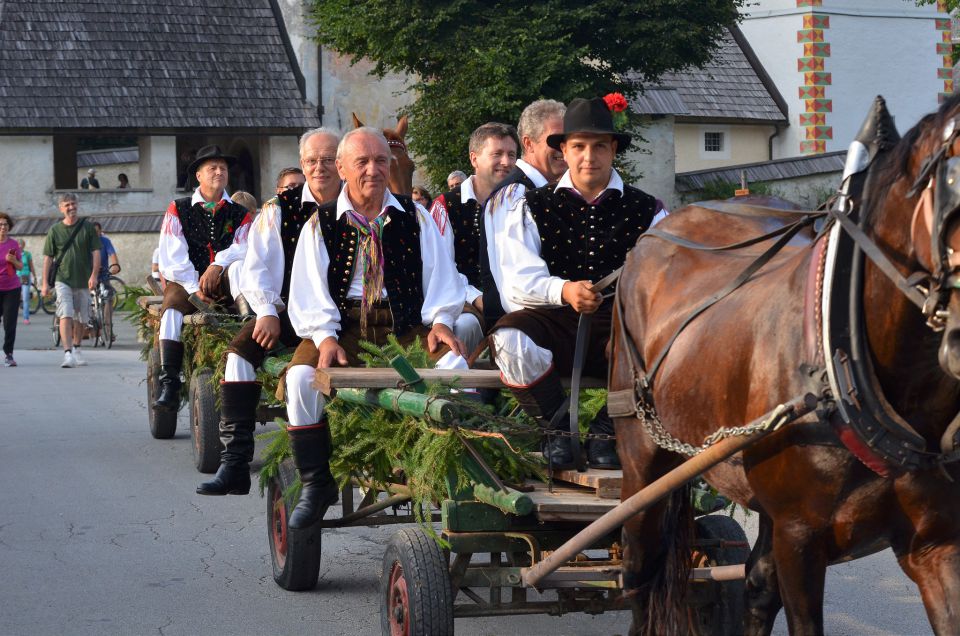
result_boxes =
[604,92,628,113]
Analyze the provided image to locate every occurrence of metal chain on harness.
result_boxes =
[636,396,795,457]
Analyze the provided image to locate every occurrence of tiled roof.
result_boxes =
[0,0,320,131]
[77,147,140,167]
[633,27,787,123]
[14,213,163,235]
[631,88,689,116]
[675,151,846,192]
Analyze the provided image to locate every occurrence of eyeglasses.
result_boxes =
[0,223,9,228]
[303,157,336,169]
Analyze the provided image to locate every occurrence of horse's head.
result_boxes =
[351,112,414,195]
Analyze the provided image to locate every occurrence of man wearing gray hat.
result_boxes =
[80,168,99,189]
[153,145,253,412]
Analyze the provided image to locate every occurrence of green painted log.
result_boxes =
[262,354,292,379]
[336,387,458,422]
[389,355,426,393]
[472,483,534,516]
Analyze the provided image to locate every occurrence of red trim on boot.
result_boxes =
[287,421,328,431]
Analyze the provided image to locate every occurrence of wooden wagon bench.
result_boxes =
[262,360,751,634]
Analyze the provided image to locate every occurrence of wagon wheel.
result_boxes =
[380,527,454,636]
[190,368,222,473]
[688,514,750,636]
[147,346,178,439]
[268,457,322,591]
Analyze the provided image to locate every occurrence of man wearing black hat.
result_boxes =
[490,97,667,470]
[153,145,253,412]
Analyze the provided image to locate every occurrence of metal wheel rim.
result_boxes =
[387,561,410,636]
[270,487,288,570]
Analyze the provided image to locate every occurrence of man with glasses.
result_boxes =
[41,194,101,368]
[197,128,343,497]
[275,166,306,195]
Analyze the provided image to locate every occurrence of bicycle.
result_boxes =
[91,278,118,348]
[29,281,54,315]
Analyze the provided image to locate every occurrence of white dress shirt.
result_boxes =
[483,158,550,313]
[158,188,250,294]
[495,168,668,309]
[428,175,483,304]
[288,186,465,348]
[239,185,321,319]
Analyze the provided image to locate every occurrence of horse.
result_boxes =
[611,94,960,635]
[351,113,414,195]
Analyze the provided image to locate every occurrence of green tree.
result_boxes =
[308,0,743,189]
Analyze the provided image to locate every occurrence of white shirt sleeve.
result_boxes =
[287,215,342,347]
[240,203,285,318]
[416,204,465,329]
[212,214,252,268]
[497,197,567,308]
[158,205,200,294]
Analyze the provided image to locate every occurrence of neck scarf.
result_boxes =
[344,208,388,336]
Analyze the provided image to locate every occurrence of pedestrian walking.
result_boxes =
[16,238,35,324]
[41,194,101,368]
[0,212,24,366]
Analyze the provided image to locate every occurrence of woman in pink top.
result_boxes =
[0,212,23,366]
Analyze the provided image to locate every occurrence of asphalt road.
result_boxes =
[0,312,935,635]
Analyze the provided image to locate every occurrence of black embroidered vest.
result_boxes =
[479,166,539,324]
[174,197,249,272]
[273,185,318,302]
[439,185,482,288]
[316,195,424,336]
[524,184,657,282]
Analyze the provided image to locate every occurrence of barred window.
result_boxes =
[704,131,724,153]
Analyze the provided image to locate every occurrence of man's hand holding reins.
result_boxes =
[562,280,602,314]
[428,323,466,358]
[252,315,281,350]
[317,336,348,368]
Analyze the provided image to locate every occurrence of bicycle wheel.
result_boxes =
[41,286,54,315]
[102,298,113,349]
[92,297,104,348]
[108,276,125,310]
[28,284,41,314]
[52,313,60,347]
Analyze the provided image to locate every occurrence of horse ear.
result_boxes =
[352,112,363,129]
[395,115,408,139]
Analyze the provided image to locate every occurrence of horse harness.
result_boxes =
[608,115,960,476]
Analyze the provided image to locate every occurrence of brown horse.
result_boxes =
[351,113,414,195]
[611,95,960,635]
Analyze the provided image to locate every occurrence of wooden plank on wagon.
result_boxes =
[549,467,622,500]
[314,368,605,396]
[137,295,163,310]
[523,480,618,522]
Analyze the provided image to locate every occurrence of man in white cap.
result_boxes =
[80,168,99,190]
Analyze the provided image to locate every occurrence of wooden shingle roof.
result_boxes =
[0,0,320,132]
[675,151,846,193]
[634,26,787,123]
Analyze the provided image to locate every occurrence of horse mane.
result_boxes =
[862,93,960,215]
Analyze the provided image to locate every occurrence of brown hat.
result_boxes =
[546,97,631,153]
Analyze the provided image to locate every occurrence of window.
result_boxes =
[704,131,724,153]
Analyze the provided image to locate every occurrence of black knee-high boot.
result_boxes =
[585,405,620,469]
[287,423,339,529]
[510,368,575,469]
[153,340,183,411]
[197,381,262,495]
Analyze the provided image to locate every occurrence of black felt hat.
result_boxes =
[187,145,237,175]
[546,97,631,153]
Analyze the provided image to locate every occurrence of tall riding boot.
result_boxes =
[287,423,340,530]
[197,381,262,495]
[585,406,620,469]
[153,340,183,412]
[511,369,575,469]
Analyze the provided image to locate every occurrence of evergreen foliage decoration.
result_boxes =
[258,336,551,525]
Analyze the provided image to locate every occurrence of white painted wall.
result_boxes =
[628,116,679,210]
[741,0,944,158]
[259,135,301,201]
[1,136,54,216]
[674,123,776,172]
[275,0,320,106]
